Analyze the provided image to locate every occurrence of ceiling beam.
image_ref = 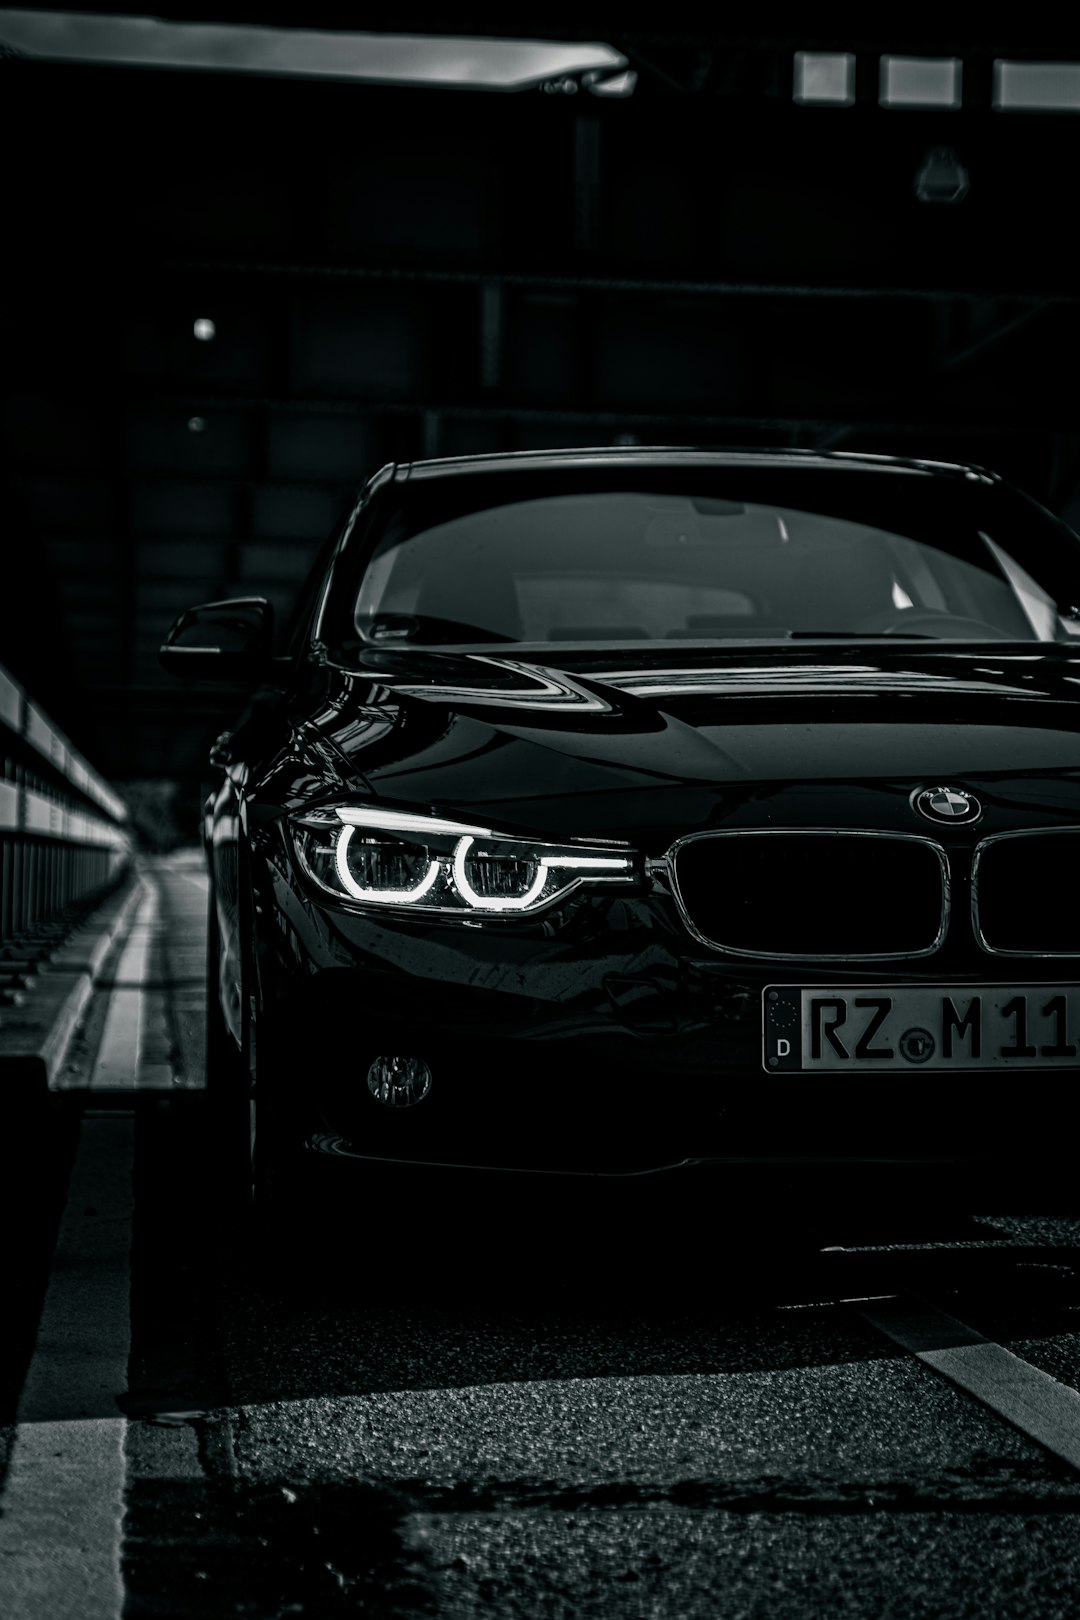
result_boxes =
[162,259,1080,306]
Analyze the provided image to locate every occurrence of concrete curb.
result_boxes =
[0,878,145,1097]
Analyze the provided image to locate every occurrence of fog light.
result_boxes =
[367,1055,432,1107]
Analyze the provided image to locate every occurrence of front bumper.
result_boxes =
[256,874,1077,1174]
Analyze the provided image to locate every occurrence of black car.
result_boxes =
[161,447,1080,1235]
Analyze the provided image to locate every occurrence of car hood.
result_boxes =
[304,644,1080,843]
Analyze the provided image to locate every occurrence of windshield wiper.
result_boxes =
[343,614,513,648]
[788,631,935,639]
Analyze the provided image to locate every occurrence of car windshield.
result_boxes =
[338,465,1080,648]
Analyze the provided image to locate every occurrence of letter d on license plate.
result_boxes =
[763,984,1080,1072]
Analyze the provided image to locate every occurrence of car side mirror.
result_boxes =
[159,597,274,681]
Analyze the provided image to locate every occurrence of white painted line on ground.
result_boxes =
[0,1116,134,1620]
[90,885,159,1090]
[858,1294,1080,1473]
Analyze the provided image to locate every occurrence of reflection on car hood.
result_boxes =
[346,642,1080,703]
[305,645,1080,841]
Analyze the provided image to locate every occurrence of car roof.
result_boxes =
[397,446,999,484]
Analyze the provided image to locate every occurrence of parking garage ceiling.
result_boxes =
[4,17,1080,783]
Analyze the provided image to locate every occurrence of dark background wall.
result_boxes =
[3,27,1080,786]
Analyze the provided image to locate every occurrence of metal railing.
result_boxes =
[0,663,131,946]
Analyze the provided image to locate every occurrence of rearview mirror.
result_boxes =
[159,597,274,681]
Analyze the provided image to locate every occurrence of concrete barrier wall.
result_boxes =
[0,663,131,943]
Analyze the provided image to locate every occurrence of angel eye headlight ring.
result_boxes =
[335,824,440,903]
[452,836,548,911]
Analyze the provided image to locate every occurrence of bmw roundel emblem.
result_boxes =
[913,786,982,825]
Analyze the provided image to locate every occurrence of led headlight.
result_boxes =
[291,805,634,916]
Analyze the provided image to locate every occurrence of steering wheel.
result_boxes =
[851,609,1017,641]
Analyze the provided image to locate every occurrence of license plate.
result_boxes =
[763,984,1080,1072]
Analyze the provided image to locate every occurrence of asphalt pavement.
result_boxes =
[2,852,1080,1617]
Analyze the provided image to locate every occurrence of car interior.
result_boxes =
[352,493,1046,644]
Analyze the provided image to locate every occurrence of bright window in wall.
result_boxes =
[793,51,855,106]
[880,56,962,108]
[994,61,1080,112]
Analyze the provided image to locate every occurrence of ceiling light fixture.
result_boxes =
[914,146,970,204]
